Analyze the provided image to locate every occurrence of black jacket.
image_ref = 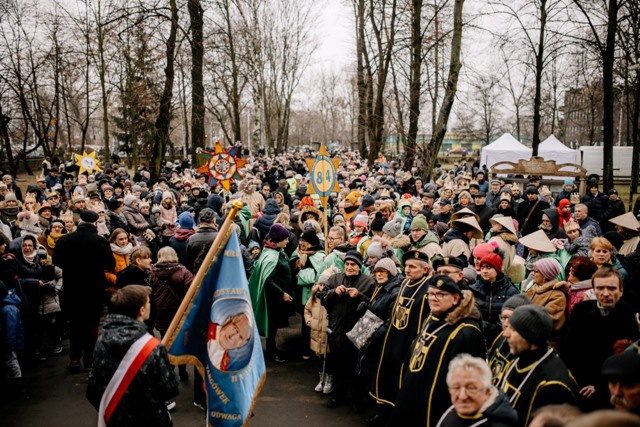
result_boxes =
[516,198,550,236]
[437,389,518,427]
[470,273,519,345]
[184,225,218,272]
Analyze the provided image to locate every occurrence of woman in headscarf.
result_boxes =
[37,219,66,256]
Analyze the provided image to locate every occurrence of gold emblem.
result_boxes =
[436,280,444,288]
[393,296,414,330]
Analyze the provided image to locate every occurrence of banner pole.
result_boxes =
[162,199,244,347]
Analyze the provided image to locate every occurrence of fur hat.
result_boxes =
[480,253,503,272]
[266,223,290,243]
[509,305,553,347]
[534,258,562,281]
[373,258,398,277]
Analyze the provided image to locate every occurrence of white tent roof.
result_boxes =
[538,135,578,164]
[481,133,532,169]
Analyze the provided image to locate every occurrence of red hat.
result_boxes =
[480,253,503,272]
[473,241,498,260]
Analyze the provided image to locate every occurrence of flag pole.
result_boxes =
[162,199,244,347]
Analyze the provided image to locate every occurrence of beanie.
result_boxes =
[300,230,320,247]
[344,250,363,268]
[247,241,260,251]
[124,195,137,206]
[434,221,449,238]
[502,294,532,312]
[266,223,290,243]
[526,185,539,195]
[333,213,346,224]
[162,190,173,201]
[480,253,503,272]
[383,216,403,238]
[563,178,574,186]
[79,210,99,224]
[367,242,385,259]
[373,258,398,277]
[370,213,386,232]
[361,195,375,207]
[178,212,195,230]
[4,192,17,202]
[509,305,553,347]
[410,214,429,232]
[473,241,498,261]
[534,258,562,281]
[354,213,369,228]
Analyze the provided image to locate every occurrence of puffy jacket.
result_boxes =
[1,291,25,352]
[251,199,280,244]
[122,205,149,240]
[581,191,610,223]
[470,273,519,344]
[150,262,193,333]
[304,287,329,356]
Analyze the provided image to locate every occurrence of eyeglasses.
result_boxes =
[532,269,540,273]
[449,384,482,396]
[427,291,450,300]
[499,315,511,322]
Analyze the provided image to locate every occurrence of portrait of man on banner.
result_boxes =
[207,300,253,372]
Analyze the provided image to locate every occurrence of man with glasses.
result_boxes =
[369,250,433,425]
[45,190,62,217]
[390,275,486,427]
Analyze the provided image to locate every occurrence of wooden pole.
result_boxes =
[162,199,244,347]
[324,201,329,254]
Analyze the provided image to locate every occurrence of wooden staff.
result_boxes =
[162,199,244,347]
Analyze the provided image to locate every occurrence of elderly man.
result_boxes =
[574,203,602,236]
[601,348,640,416]
[369,250,432,426]
[437,354,517,426]
[390,275,486,426]
[564,267,640,410]
[500,305,578,427]
[2,174,22,201]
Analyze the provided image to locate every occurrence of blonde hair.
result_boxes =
[157,246,179,263]
[590,236,613,252]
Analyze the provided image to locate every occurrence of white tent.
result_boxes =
[538,134,578,164]
[481,133,532,169]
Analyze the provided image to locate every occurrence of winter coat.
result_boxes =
[470,273,519,344]
[516,198,550,237]
[581,191,611,223]
[150,262,193,334]
[37,265,63,316]
[86,314,179,426]
[436,387,518,427]
[410,231,443,261]
[116,265,150,288]
[564,225,597,257]
[184,224,218,273]
[53,222,114,322]
[540,207,566,240]
[525,279,567,332]
[159,205,177,237]
[441,228,471,261]
[304,286,329,356]
[122,205,150,240]
[168,228,195,265]
[470,203,496,232]
[251,199,280,245]
[578,216,602,236]
[105,248,133,286]
[1,291,25,352]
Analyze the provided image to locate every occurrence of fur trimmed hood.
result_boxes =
[390,234,411,249]
[445,289,480,325]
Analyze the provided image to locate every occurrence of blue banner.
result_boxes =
[166,232,266,426]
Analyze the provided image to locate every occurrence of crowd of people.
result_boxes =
[0,148,640,426]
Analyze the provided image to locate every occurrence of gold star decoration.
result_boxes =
[74,151,102,174]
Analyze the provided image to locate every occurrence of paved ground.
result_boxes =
[2,315,371,426]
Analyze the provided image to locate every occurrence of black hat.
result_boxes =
[608,188,618,196]
[423,192,436,199]
[473,191,486,198]
[428,274,461,296]
[299,230,320,248]
[509,305,553,346]
[344,250,363,268]
[602,350,640,382]
[402,250,430,265]
[199,208,215,223]
[79,210,99,223]
[526,185,539,195]
[440,198,452,206]
[370,212,386,232]
[107,199,122,211]
[432,256,466,271]
[362,195,375,207]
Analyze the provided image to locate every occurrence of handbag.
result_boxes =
[346,309,384,350]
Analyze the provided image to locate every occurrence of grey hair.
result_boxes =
[575,203,588,213]
[446,353,492,390]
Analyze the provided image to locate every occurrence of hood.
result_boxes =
[263,198,281,215]
[542,207,559,229]
[207,194,224,215]
[411,230,440,247]
[100,314,148,350]
[445,290,479,325]
[443,227,467,243]
[2,292,22,307]
[152,262,184,279]
[482,388,519,424]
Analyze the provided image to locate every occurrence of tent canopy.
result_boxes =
[480,133,532,169]
[538,135,578,164]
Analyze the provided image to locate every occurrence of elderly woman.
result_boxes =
[590,236,628,280]
[525,258,567,342]
[437,354,517,426]
[554,256,598,315]
[37,219,66,256]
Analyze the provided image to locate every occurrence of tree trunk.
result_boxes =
[98,29,110,162]
[0,105,17,175]
[189,0,205,159]
[355,0,368,159]
[630,68,640,203]
[532,0,547,156]
[405,0,422,170]
[151,0,178,182]
[601,0,618,191]
[419,0,464,178]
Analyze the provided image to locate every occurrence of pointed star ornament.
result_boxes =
[74,150,102,174]
[196,141,247,190]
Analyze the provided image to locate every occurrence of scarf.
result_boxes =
[47,231,64,249]
[110,242,134,255]
[22,249,37,264]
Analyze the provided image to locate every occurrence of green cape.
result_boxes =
[248,247,280,337]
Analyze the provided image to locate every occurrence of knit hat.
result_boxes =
[480,253,503,272]
[383,216,404,238]
[526,185,539,195]
[354,213,369,228]
[178,212,195,230]
[362,195,375,207]
[333,213,346,225]
[162,190,173,201]
[79,210,99,224]
[563,178,574,186]
[124,194,137,206]
[367,242,385,259]
[410,214,429,232]
[502,294,532,312]
[266,223,290,243]
[299,230,320,247]
[509,305,553,347]
[4,192,17,202]
[370,213,386,232]
[428,274,461,296]
[473,241,499,260]
[534,258,562,281]
[373,258,398,277]
[344,250,363,268]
